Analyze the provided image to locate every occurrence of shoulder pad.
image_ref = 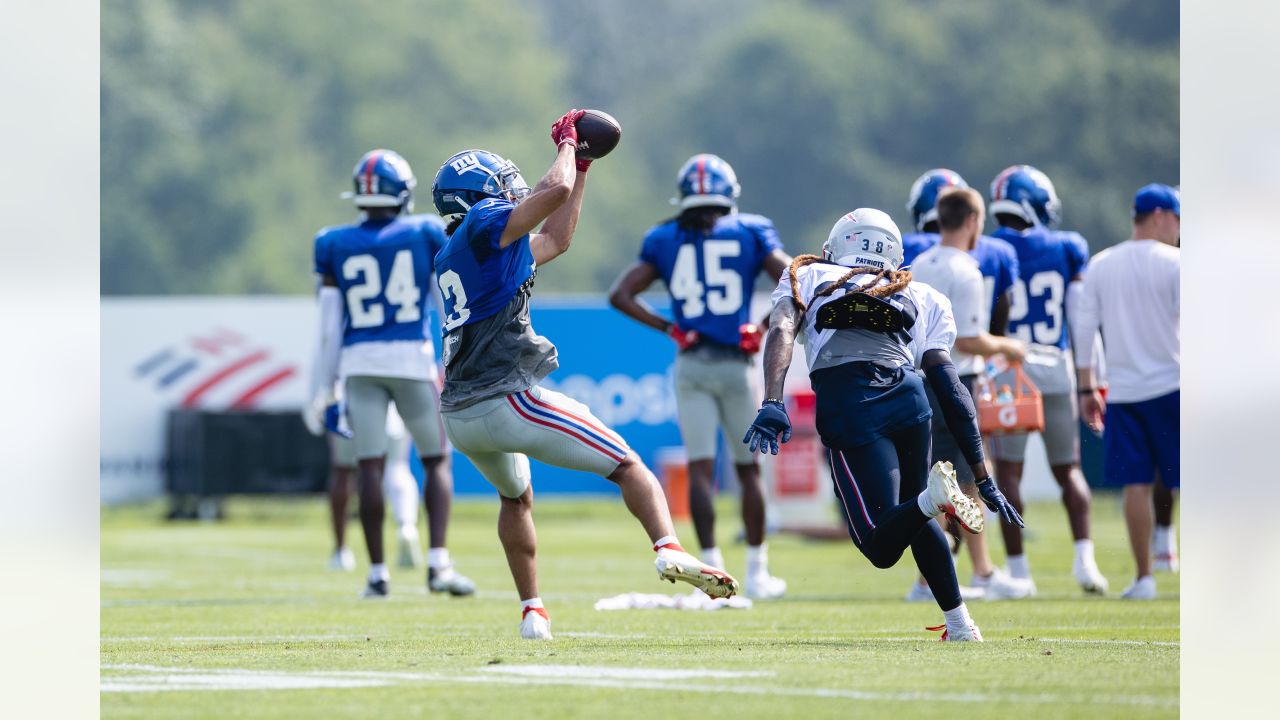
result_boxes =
[815,290,918,333]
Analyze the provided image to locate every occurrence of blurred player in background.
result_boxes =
[309,149,474,598]
[744,208,1023,641]
[301,382,424,572]
[906,187,1031,602]
[608,153,791,600]
[430,111,738,640]
[902,170,1027,601]
[987,165,1107,595]
[1073,184,1180,599]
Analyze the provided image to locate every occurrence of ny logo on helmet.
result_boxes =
[449,153,482,174]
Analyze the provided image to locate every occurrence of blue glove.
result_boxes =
[976,477,1024,528]
[742,400,792,455]
[324,402,353,439]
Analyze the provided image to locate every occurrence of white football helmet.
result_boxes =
[823,208,904,271]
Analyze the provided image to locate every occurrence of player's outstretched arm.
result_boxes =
[762,298,801,401]
[743,299,803,455]
[531,161,587,266]
[608,261,669,332]
[500,142,575,249]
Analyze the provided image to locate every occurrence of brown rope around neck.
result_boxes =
[787,254,912,311]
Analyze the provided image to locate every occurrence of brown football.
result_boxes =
[574,109,621,160]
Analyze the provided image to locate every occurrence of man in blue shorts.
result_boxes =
[1073,184,1180,600]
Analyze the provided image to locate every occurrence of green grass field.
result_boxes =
[101,494,1178,719]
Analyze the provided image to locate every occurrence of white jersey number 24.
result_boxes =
[669,241,743,319]
[342,250,422,329]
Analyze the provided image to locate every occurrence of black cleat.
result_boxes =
[428,566,476,596]
[361,579,389,598]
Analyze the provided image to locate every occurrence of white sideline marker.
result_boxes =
[100,663,1177,706]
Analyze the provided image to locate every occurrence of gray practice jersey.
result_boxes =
[440,288,558,411]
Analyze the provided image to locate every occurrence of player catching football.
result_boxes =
[608,153,791,600]
[430,110,738,640]
[743,208,1024,641]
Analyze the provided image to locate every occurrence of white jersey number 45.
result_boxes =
[670,240,743,319]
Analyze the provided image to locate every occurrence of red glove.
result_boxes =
[739,323,763,354]
[550,109,585,149]
[575,155,593,173]
[667,324,700,351]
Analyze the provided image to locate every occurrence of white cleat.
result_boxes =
[329,547,355,572]
[925,461,984,533]
[973,568,1033,601]
[520,607,553,640]
[655,546,740,599]
[428,565,476,597]
[1121,575,1158,600]
[928,622,985,642]
[1074,559,1110,595]
[397,525,423,569]
[744,571,787,600]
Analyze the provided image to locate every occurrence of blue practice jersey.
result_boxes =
[901,232,939,269]
[971,235,1020,320]
[434,198,535,333]
[992,226,1089,349]
[903,232,1019,318]
[639,213,782,346]
[314,213,446,346]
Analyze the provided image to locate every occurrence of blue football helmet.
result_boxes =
[989,164,1062,228]
[431,149,530,222]
[673,153,741,210]
[906,168,968,231]
[342,149,416,212]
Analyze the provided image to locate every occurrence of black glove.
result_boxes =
[976,477,1024,528]
[742,400,792,455]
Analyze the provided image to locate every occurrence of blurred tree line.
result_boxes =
[102,0,1177,296]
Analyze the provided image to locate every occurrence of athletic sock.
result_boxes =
[701,546,725,571]
[1007,554,1030,579]
[745,544,767,576]
[943,602,974,636]
[1074,539,1096,567]
[1154,526,1173,555]
[652,535,683,552]
[916,489,940,518]
[520,597,547,618]
[369,563,389,582]
[428,547,451,570]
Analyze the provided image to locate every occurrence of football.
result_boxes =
[574,109,621,159]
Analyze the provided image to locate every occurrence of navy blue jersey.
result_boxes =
[971,235,1020,319]
[992,226,1089,349]
[434,198,535,332]
[639,213,782,346]
[314,214,446,346]
[901,232,939,269]
[904,233,1019,318]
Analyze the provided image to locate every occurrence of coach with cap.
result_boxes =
[1072,183,1180,601]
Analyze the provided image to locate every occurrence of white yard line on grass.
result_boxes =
[102,634,368,644]
[100,663,1177,706]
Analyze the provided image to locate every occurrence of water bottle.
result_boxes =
[997,384,1014,404]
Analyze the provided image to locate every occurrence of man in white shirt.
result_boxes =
[1072,184,1180,600]
[909,187,1029,601]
